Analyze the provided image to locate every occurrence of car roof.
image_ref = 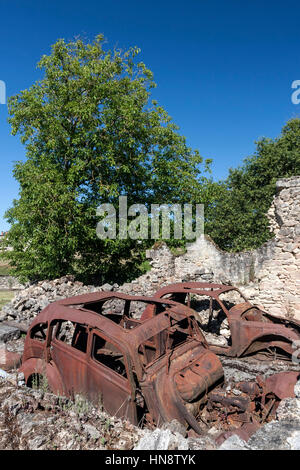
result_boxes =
[57,290,179,307]
[154,282,241,298]
[27,291,199,349]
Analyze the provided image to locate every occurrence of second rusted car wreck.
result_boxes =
[148,282,300,361]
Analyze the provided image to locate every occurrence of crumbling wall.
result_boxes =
[120,176,300,320]
[2,177,299,321]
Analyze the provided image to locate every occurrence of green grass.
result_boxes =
[0,264,11,276]
[0,291,15,309]
[138,260,151,273]
[169,246,186,256]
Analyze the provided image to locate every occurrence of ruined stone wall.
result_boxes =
[4,177,298,320]
[120,176,300,320]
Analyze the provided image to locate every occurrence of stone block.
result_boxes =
[0,324,21,343]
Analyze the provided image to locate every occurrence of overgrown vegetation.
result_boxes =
[205,118,300,252]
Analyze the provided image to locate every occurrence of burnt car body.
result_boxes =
[20,291,224,433]
[144,282,300,360]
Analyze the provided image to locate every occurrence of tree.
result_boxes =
[2,35,211,282]
[205,118,300,252]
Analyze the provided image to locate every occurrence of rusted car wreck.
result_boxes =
[20,292,224,434]
[148,282,300,361]
[20,285,300,439]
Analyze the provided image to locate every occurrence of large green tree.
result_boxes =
[205,118,300,252]
[2,35,211,282]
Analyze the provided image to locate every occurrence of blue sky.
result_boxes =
[0,0,300,231]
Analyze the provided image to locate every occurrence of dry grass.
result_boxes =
[0,263,11,276]
[0,291,15,309]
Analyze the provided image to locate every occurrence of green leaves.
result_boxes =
[3,35,211,282]
[205,118,300,252]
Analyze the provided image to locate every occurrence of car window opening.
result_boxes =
[92,334,128,378]
[165,293,232,347]
[55,320,88,353]
[138,317,201,368]
[30,322,48,342]
[80,298,170,330]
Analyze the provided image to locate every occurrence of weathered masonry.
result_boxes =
[121,176,300,320]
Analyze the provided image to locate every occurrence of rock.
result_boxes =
[0,368,9,380]
[161,419,187,437]
[101,283,113,291]
[83,423,101,440]
[0,324,21,343]
[220,328,231,338]
[276,398,300,422]
[294,379,300,398]
[41,282,52,291]
[247,421,300,450]
[17,414,35,435]
[218,434,249,450]
[286,431,300,450]
[188,436,217,450]
[134,428,189,450]
[28,435,47,450]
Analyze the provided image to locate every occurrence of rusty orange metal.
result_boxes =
[19,291,224,433]
[149,282,300,360]
[19,287,300,439]
[211,370,300,442]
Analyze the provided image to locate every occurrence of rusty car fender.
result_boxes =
[236,322,299,357]
[20,357,65,395]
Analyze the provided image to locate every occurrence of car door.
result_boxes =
[50,319,89,397]
[87,329,137,423]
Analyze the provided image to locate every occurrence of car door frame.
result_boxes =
[86,328,138,424]
[50,318,89,397]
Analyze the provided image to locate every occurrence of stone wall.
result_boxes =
[1,177,299,321]
[120,176,300,320]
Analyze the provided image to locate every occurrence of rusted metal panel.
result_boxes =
[152,282,300,360]
[20,291,223,433]
[19,286,300,440]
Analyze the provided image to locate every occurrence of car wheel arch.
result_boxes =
[20,357,65,395]
[239,333,294,358]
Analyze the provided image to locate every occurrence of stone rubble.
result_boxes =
[0,275,24,290]
[1,355,299,452]
[0,377,145,450]
[0,275,118,326]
